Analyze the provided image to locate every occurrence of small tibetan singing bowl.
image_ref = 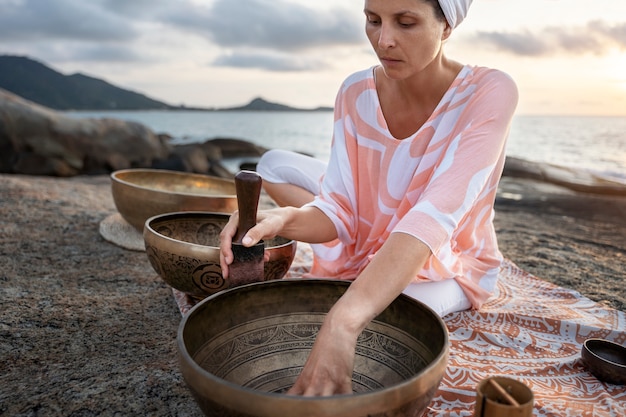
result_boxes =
[581,338,626,385]
[111,168,238,231]
[178,279,450,417]
[143,211,296,300]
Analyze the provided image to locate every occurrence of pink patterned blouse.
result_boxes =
[307,65,519,309]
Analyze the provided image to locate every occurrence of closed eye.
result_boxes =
[365,11,380,25]
[364,9,418,29]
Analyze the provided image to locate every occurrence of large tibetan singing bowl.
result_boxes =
[179,279,449,417]
[111,168,238,231]
[144,212,296,300]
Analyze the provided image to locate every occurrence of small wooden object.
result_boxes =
[488,378,520,407]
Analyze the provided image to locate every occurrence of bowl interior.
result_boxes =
[111,169,238,231]
[149,212,291,249]
[192,315,435,393]
[584,339,626,366]
[113,169,236,197]
[582,338,626,385]
[179,279,448,415]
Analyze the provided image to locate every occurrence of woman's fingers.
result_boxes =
[219,211,240,278]
[285,316,356,397]
[219,209,279,277]
[286,374,352,397]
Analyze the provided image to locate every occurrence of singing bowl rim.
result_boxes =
[177,278,449,416]
[111,168,237,198]
[581,338,626,385]
[111,168,238,231]
[144,211,295,251]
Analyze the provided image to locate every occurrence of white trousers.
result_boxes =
[257,149,472,317]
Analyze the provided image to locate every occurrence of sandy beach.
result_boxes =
[0,172,624,415]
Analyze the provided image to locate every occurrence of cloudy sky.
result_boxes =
[1,0,626,115]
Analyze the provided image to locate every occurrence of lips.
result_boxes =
[379,56,401,64]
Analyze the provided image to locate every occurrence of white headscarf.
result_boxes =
[438,0,473,29]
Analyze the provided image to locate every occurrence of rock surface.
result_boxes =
[0,88,169,176]
[503,156,626,196]
[0,173,624,416]
[0,89,267,178]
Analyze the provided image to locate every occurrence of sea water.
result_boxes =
[64,110,626,184]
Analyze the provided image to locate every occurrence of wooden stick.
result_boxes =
[488,379,520,407]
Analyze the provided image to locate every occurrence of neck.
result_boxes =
[374,55,464,138]
[390,55,462,108]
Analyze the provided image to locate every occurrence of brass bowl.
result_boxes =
[144,212,296,300]
[179,279,449,417]
[111,168,238,231]
[581,338,626,385]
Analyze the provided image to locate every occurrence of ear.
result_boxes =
[442,22,452,40]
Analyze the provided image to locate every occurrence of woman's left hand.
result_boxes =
[286,310,358,396]
[287,233,433,397]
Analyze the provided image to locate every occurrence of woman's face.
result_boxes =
[364,0,450,79]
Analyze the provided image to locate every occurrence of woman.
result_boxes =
[220,0,518,396]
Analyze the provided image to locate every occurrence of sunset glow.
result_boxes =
[1,0,625,115]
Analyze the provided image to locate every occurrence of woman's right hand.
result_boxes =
[219,208,285,278]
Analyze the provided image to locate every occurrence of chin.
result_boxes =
[380,66,410,81]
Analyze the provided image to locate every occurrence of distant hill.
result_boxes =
[0,55,332,112]
[221,97,332,112]
[0,55,174,110]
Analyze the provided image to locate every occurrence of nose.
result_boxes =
[378,23,396,49]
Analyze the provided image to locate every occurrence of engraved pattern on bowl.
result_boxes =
[143,212,296,299]
[194,314,433,394]
[179,279,449,417]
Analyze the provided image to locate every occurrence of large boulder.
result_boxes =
[203,137,267,158]
[503,156,626,196]
[0,88,270,178]
[0,88,171,176]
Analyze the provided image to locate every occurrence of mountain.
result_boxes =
[0,55,174,110]
[220,97,332,112]
[0,55,332,112]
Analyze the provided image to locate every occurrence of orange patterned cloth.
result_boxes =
[427,259,625,416]
[172,246,625,416]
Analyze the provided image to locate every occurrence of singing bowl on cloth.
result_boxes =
[144,212,296,300]
[178,279,449,417]
[111,168,238,231]
[581,338,626,385]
